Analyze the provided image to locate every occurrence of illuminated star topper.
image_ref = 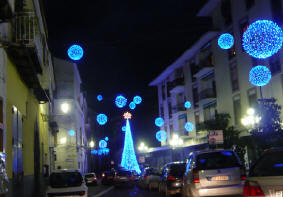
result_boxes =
[123,112,132,119]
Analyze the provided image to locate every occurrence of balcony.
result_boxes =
[199,88,216,101]
[172,103,186,114]
[5,12,48,102]
[0,0,12,20]
[193,56,214,79]
[167,77,184,93]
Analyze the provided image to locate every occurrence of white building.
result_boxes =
[150,0,283,147]
[52,57,88,173]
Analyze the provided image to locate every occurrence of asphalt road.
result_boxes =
[88,182,162,197]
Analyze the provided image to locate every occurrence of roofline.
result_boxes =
[197,0,220,17]
[149,31,218,86]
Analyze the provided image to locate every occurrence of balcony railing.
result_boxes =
[167,77,184,91]
[172,103,185,113]
[199,88,216,100]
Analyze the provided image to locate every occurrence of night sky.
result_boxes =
[43,0,209,151]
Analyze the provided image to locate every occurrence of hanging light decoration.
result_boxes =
[129,102,136,110]
[68,130,75,136]
[115,95,127,108]
[184,101,191,109]
[218,33,234,49]
[96,113,108,125]
[155,117,164,127]
[99,140,107,149]
[156,130,167,142]
[242,20,283,59]
[105,137,109,141]
[133,96,142,104]
[185,122,194,132]
[67,44,84,61]
[97,94,103,101]
[122,126,126,132]
[249,65,272,87]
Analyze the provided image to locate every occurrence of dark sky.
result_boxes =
[43,0,209,150]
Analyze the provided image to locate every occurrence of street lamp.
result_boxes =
[169,134,183,147]
[89,141,95,148]
[138,142,148,152]
[241,108,261,130]
[60,137,67,144]
[60,103,70,114]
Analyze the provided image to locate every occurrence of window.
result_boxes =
[178,114,187,135]
[221,0,232,25]
[160,106,164,118]
[269,54,281,75]
[203,101,217,121]
[175,68,184,78]
[195,112,200,125]
[247,88,257,107]
[193,86,199,108]
[177,93,185,105]
[271,0,283,25]
[168,102,172,119]
[229,61,239,92]
[169,124,173,133]
[233,95,241,125]
[0,99,2,152]
[228,45,236,60]
[162,85,166,100]
[245,0,255,10]
[50,172,83,188]
[239,17,249,51]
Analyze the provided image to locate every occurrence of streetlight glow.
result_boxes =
[60,137,67,144]
[89,141,95,148]
[138,142,148,152]
[61,103,70,114]
[247,108,255,115]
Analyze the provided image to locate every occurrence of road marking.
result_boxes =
[91,186,114,197]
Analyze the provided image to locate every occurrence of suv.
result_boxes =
[182,150,245,197]
[46,169,87,197]
[84,173,97,185]
[244,147,283,197]
[159,162,186,197]
[114,170,135,188]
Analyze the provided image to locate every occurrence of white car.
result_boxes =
[244,147,283,197]
[46,169,88,197]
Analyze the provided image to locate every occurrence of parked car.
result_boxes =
[114,170,135,188]
[182,150,246,197]
[138,167,160,190]
[84,173,97,185]
[244,147,283,197]
[101,171,115,185]
[46,169,87,197]
[159,162,186,197]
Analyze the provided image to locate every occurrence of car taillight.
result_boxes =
[102,173,105,177]
[192,169,200,183]
[145,175,149,179]
[243,180,264,196]
[94,177,97,181]
[129,176,134,180]
[241,166,247,180]
[114,177,118,181]
[167,175,176,181]
[79,191,85,196]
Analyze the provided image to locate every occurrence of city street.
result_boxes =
[88,184,160,197]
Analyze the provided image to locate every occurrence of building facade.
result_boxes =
[53,57,88,173]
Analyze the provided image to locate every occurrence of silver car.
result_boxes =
[182,150,245,197]
[244,147,283,197]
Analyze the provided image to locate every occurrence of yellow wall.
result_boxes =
[6,57,50,179]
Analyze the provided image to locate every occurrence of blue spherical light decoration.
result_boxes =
[243,20,283,59]
[129,102,136,110]
[99,140,107,149]
[156,130,167,142]
[122,126,126,132]
[97,94,103,101]
[218,33,234,49]
[91,150,98,155]
[105,137,109,141]
[249,65,272,87]
[67,44,84,61]
[97,113,108,125]
[155,117,164,127]
[115,95,127,108]
[133,96,142,104]
[185,122,194,132]
[68,130,75,136]
[184,101,192,109]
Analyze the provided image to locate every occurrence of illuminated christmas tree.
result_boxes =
[120,113,141,174]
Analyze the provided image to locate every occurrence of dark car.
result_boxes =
[138,167,160,190]
[114,170,135,188]
[84,173,97,185]
[101,171,115,185]
[159,162,186,197]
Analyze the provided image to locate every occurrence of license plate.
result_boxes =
[120,177,127,180]
[275,191,283,197]
[211,176,229,181]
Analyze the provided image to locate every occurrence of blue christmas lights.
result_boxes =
[91,150,98,155]
[218,33,234,49]
[122,126,126,132]
[185,122,194,132]
[120,119,141,174]
[184,101,191,109]
[156,130,167,142]
[243,20,283,59]
[97,113,108,125]
[105,137,109,141]
[68,130,75,136]
[133,96,142,104]
[155,117,164,127]
[67,44,84,61]
[129,102,136,110]
[115,95,127,108]
[99,140,107,149]
[249,65,272,87]
[97,94,103,101]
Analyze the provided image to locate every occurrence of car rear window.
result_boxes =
[250,151,283,177]
[50,172,83,188]
[196,151,240,170]
[85,174,95,178]
[117,171,131,176]
[169,163,186,176]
